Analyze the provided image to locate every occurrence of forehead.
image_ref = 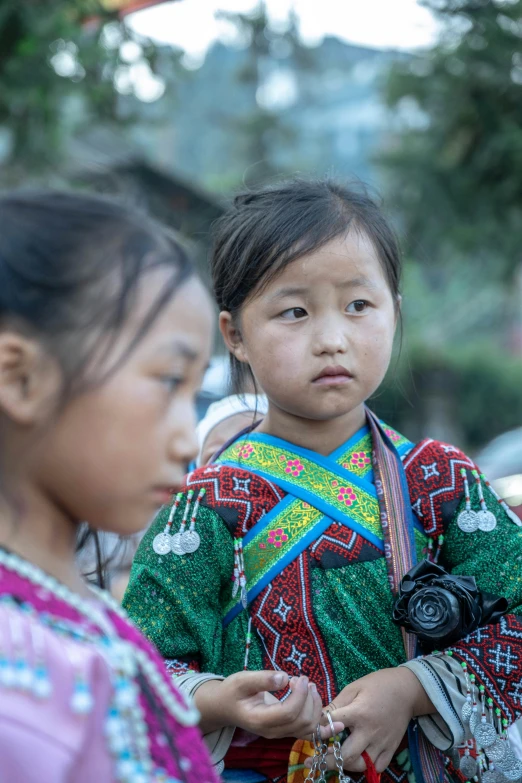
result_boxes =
[260,231,388,296]
[129,272,213,360]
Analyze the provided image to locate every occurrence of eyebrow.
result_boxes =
[156,340,199,362]
[269,276,377,301]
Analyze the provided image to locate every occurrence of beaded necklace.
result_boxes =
[0,547,200,783]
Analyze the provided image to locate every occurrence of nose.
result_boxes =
[167,397,199,469]
[312,312,349,356]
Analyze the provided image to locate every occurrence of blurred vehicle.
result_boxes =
[476,427,522,520]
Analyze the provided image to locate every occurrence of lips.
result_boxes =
[312,365,353,384]
[152,484,182,504]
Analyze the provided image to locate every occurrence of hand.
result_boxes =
[196,671,343,740]
[305,667,435,774]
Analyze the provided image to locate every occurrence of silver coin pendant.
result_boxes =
[459,754,478,778]
[153,532,172,556]
[182,530,201,554]
[486,738,508,762]
[462,700,473,722]
[170,532,185,556]
[482,770,501,783]
[478,509,497,532]
[474,721,498,748]
[502,759,522,781]
[457,509,479,533]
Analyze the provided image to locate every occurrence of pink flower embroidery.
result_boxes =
[259,543,267,550]
[238,443,254,459]
[350,451,371,468]
[267,528,289,548]
[385,428,400,443]
[285,459,304,477]
[337,486,357,506]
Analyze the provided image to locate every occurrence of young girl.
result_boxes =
[124,179,522,783]
[0,192,320,783]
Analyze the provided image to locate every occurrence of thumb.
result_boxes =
[234,669,289,697]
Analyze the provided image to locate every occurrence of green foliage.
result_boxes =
[0,0,184,183]
[381,0,522,277]
[372,341,522,452]
[214,2,313,186]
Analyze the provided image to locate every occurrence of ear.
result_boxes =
[219,311,249,364]
[0,332,60,426]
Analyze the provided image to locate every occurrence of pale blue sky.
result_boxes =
[129,0,440,66]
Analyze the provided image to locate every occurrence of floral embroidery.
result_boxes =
[348,452,371,469]
[285,459,304,477]
[337,487,357,506]
[267,528,289,548]
[238,443,254,460]
[384,428,400,443]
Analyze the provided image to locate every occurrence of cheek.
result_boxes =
[56,379,166,482]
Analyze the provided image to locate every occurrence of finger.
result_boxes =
[324,685,357,715]
[318,721,344,740]
[298,684,325,741]
[372,747,393,775]
[304,747,334,769]
[257,676,311,729]
[235,669,289,697]
[338,731,370,773]
[326,705,357,730]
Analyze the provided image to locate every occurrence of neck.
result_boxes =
[0,483,91,598]
[256,403,367,455]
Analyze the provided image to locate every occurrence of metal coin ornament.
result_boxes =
[459,753,478,778]
[474,721,498,748]
[482,770,501,783]
[458,469,479,533]
[153,533,172,556]
[477,509,497,533]
[179,488,206,555]
[473,470,498,532]
[462,700,473,722]
[181,530,201,554]
[486,738,507,763]
[501,759,522,781]
[457,509,479,533]
[170,533,185,556]
[170,490,194,557]
[151,492,182,556]
[469,710,478,734]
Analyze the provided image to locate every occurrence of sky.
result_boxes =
[128,0,441,66]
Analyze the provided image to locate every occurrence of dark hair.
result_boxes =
[0,190,195,584]
[210,178,402,392]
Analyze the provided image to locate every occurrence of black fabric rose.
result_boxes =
[393,560,507,652]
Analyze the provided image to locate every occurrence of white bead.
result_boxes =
[33,676,52,699]
[0,667,16,688]
[71,689,94,715]
[16,666,33,690]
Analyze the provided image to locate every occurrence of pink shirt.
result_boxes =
[0,566,217,783]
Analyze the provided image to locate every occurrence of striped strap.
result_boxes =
[366,409,445,783]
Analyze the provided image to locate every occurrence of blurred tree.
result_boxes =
[381,0,522,277]
[0,0,184,183]
[216,1,315,185]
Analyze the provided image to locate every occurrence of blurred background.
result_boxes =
[1,0,521,463]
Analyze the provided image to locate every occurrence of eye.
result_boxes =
[280,307,308,320]
[346,300,370,314]
[159,375,183,394]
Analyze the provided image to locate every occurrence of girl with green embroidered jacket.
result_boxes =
[123,179,522,783]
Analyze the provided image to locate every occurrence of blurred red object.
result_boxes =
[99,0,174,14]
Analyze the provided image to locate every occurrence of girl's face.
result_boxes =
[34,273,213,536]
[222,231,397,427]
